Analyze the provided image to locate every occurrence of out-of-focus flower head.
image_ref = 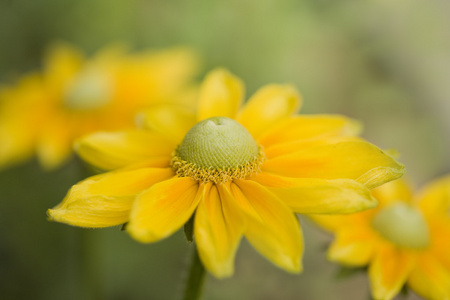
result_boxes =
[312,176,450,300]
[0,43,199,170]
[48,68,404,278]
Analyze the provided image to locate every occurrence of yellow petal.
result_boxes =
[48,167,173,227]
[76,130,174,171]
[429,221,450,270]
[328,228,376,266]
[197,68,244,121]
[408,255,450,300]
[127,177,200,243]
[250,172,377,214]
[369,247,414,300]
[263,140,405,189]
[230,180,303,273]
[371,178,414,207]
[264,136,362,159]
[308,214,355,233]
[237,84,301,138]
[417,175,450,216]
[258,115,361,147]
[137,104,197,144]
[140,47,199,102]
[0,75,49,169]
[44,43,83,92]
[0,118,36,169]
[194,183,244,278]
[36,116,73,170]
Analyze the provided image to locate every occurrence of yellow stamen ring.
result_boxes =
[171,146,265,184]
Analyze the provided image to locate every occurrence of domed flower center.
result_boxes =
[372,202,430,250]
[171,117,265,183]
[64,67,112,110]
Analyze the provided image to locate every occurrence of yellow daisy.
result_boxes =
[0,43,198,170]
[48,68,404,278]
[312,176,450,300]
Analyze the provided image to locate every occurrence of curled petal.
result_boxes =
[263,141,405,189]
[251,172,377,214]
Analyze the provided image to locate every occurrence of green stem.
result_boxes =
[183,244,206,300]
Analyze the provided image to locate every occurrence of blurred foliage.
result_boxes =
[0,0,448,299]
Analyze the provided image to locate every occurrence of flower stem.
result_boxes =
[183,244,206,300]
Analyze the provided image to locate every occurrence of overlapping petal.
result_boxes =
[47,167,173,227]
[194,183,245,278]
[230,180,303,273]
[75,130,174,171]
[127,177,200,243]
[263,140,404,189]
[237,84,301,138]
[197,68,244,121]
[251,172,377,214]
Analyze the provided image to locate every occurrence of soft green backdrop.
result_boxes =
[1,0,448,299]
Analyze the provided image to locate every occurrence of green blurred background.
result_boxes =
[0,0,449,299]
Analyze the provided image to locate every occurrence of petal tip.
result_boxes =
[208,265,234,279]
[126,225,155,243]
[46,208,56,221]
[284,259,303,274]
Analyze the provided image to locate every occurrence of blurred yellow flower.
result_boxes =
[48,68,404,278]
[0,43,198,170]
[312,177,450,300]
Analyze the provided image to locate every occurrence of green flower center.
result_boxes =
[64,68,112,110]
[171,117,265,183]
[372,202,430,250]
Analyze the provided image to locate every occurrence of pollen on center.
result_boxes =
[170,117,265,184]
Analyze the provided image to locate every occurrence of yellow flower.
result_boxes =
[48,68,404,278]
[312,177,450,300]
[0,43,198,170]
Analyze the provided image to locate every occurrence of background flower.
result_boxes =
[0,43,198,169]
[312,177,450,300]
